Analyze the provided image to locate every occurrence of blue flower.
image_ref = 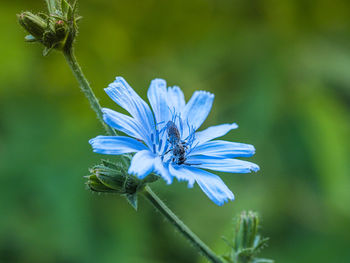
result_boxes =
[89,77,259,206]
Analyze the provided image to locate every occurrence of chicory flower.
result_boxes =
[89,77,259,205]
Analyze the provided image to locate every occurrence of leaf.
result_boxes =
[67,5,73,20]
[45,0,58,14]
[60,0,69,14]
[42,46,53,56]
[101,159,120,170]
[221,236,234,249]
[126,194,138,210]
[254,237,269,253]
[72,0,78,14]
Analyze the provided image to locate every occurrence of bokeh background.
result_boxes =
[1,0,350,262]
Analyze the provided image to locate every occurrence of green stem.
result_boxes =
[62,48,222,263]
[63,49,117,136]
[143,186,223,263]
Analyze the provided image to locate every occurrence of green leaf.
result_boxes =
[67,5,73,20]
[42,46,53,56]
[45,0,59,14]
[126,194,138,210]
[60,0,69,14]
[101,159,120,170]
[75,16,83,23]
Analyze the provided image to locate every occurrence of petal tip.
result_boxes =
[165,178,173,185]
[231,122,239,129]
[115,76,126,82]
[151,78,166,85]
[250,164,260,172]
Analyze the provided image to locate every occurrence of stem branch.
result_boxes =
[143,186,223,263]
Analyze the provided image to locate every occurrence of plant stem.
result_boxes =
[62,48,222,263]
[143,186,223,263]
[63,49,117,136]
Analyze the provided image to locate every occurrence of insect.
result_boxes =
[165,120,189,165]
[165,120,181,146]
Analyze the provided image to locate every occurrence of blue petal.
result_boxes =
[182,91,214,133]
[195,123,238,145]
[169,163,195,188]
[167,86,185,115]
[154,157,172,184]
[180,166,234,206]
[147,79,170,124]
[89,136,147,155]
[189,140,256,158]
[102,108,147,143]
[105,77,155,146]
[187,155,260,173]
[128,150,156,179]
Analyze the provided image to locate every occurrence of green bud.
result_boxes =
[86,159,159,210]
[42,20,69,51]
[17,12,47,40]
[86,173,119,193]
[86,159,158,195]
[18,1,81,54]
[235,211,259,251]
[223,211,273,263]
[54,20,68,40]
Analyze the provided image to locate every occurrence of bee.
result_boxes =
[165,120,188,165]
[165,120,181,146]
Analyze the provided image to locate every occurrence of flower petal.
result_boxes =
[195,123,238,145]
[89,136,147,155]
[147,79,170,124]
[187,155,260,173]
[181,166,234,206]
[105,77,155,146]
[128,150,156,179]
[154,157,172,184]
[182,91,214,133]
[188,140,256,158]
[102,108,146,142]
[167,86,185,115]
[169,163,195,188]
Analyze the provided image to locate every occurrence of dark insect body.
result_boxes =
[165,121,188,165]
[165,120,181,146]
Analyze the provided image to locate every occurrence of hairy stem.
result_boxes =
[143,186,223,263]
[63,49,117,136]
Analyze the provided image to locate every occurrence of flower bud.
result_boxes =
[86,159,159,210]
[17,12,47,41]
[86,173,118,193]
[223,211,273,263]
[87,164,133,194]
[234,211,259,251]
[42,20,69,51]
[86,160,158,194]
[17,0,81,54]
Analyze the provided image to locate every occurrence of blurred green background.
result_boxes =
[1,0,350,262]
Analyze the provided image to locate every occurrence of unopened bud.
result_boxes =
[54,20,68,40]
[223,211,273,263]
[17,0,80,54]
[86,160,158,195]
[17,12,47,40]
[234,211,259,251]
